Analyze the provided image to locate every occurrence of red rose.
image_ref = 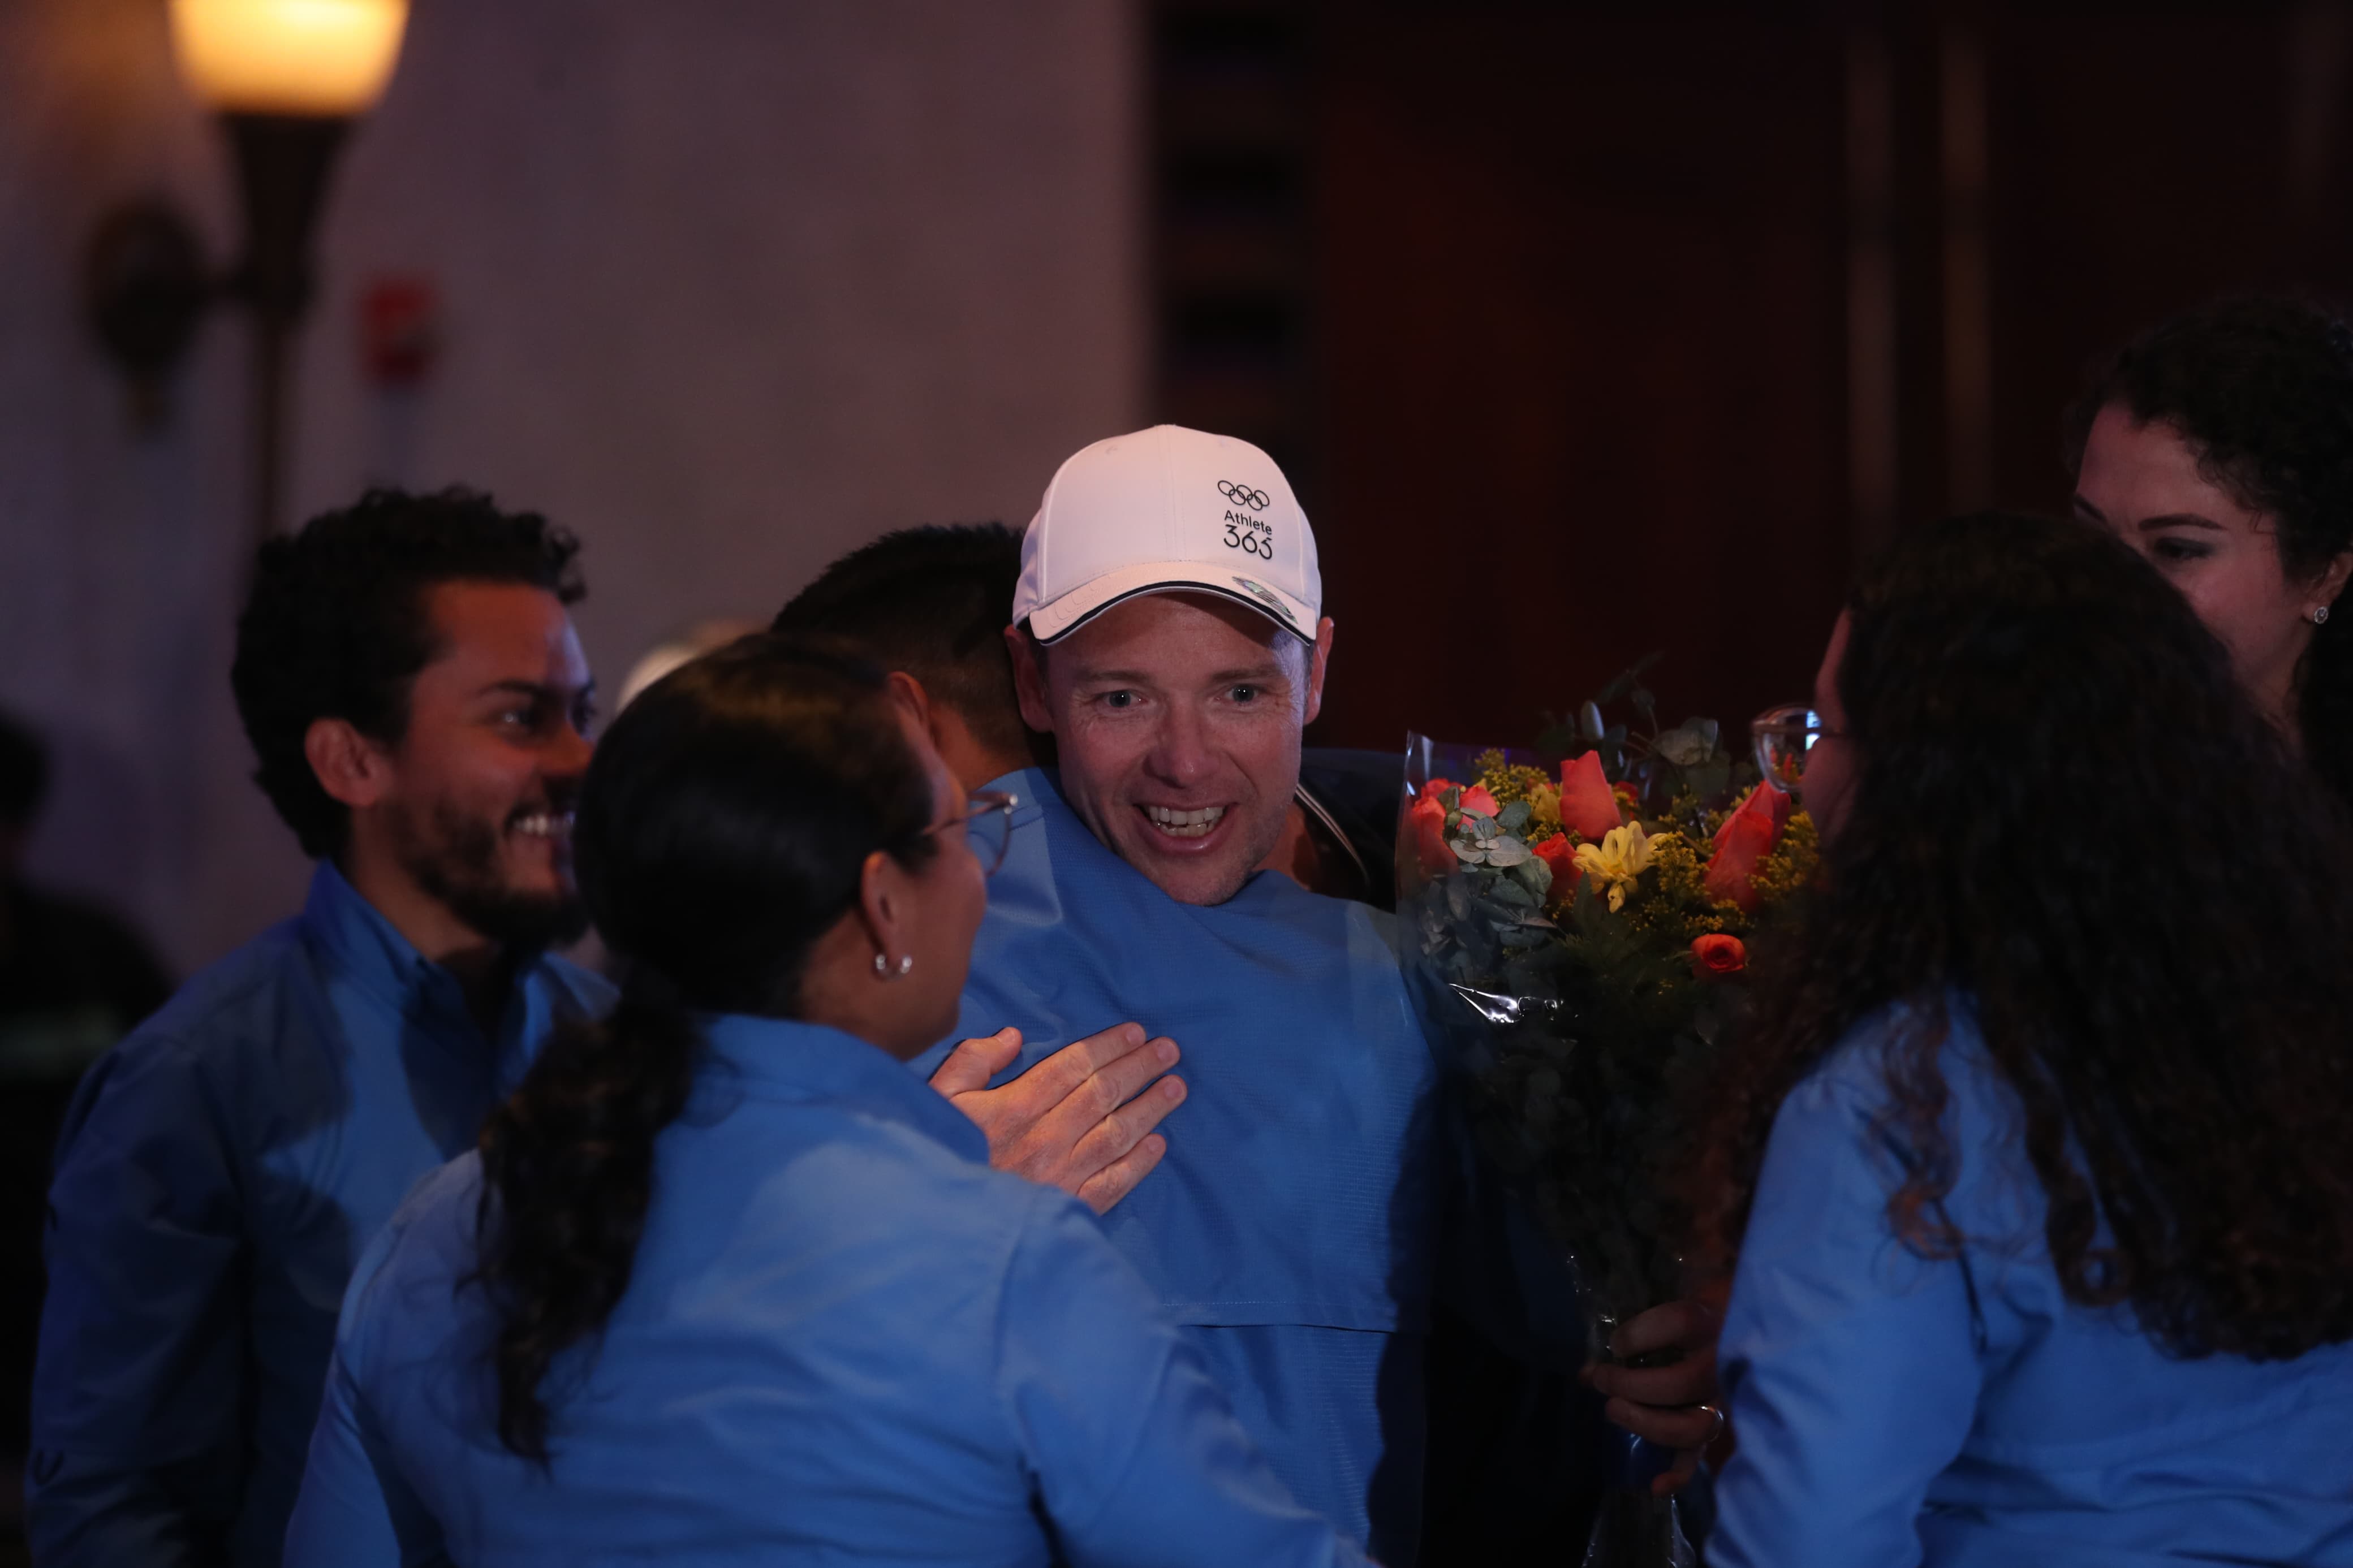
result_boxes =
[1425,776,1459,798]
[1407,795,1455,880]
[1691,932,1747,976]
[1703,783,1791,912]
[1458,784,1502,818]
[1533,832,1579,901]
[1559,750,1622,841]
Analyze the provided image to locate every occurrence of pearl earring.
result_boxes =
[872,953,914,978]
[2316,605,2333,627]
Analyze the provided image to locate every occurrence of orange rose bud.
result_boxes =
[1691,932,1747,975]
[1559,750,1622,841]
[1407,795,1455,879]
[1703,783,1791,912]
[1533,831,1579,900]
[1458,784,1502,818]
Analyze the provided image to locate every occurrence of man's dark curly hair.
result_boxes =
[231,488,584,859]
[1693,512,2353,1361]
[2063,295,2353,809]
[769,523,1035,764]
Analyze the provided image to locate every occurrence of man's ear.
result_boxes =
[1301,617,1335,727]
[887,670,934,733]
[304,718,395,811]
[1005,624,1055,735]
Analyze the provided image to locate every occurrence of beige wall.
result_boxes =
[0,0,1144,974]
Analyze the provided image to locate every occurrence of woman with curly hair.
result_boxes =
[2068,295,2353,808]
[281,636,1367,1567]
[1699,513,2353,1566]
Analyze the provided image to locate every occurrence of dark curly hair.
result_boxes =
[471,634,939,1464]
[230,488,584,859]
[2063,295,2353,809]
[1693,512,2353,1361]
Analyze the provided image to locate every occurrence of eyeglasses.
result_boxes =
[1750,704,1834,794]
[920,789,1019,876]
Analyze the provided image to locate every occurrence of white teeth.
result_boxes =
[1144,804,1226,839]
[512,813,574,839]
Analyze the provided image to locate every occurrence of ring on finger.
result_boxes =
[1695,1403,1727,1444]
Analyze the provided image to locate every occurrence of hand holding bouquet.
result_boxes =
[1397,676,1817,1562]
[1400,681,1816,1337]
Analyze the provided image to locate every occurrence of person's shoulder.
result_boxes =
[1800,995,2003,1122]
[1773,996,2023,1223]
[60,913,356,1150]
[85,917,313,1077]
[337,1152,488,1360]
[375,1150,486,1272]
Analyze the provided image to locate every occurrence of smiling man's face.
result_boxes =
[379,581,597,947]
[1012,592,1333,906]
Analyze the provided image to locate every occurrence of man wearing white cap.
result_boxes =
[916,426,1701,1562]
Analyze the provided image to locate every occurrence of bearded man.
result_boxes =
[27,491,614,1567]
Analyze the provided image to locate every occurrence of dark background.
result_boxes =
[1152,0,2353,748]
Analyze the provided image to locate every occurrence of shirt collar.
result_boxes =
[296,859,574,1061]
[696,1013,988,1164]
[299,859,442,1004]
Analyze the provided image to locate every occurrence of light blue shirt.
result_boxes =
[283,1014,1369,1568]
[912,768,1449,1563]
[29,861,611,1568]
[1713,1004,2353,1567]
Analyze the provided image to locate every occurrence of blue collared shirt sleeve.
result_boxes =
[283,1225,445,1568]
[1708,1065,1983,1568]
[998,1191,1377,1568]
[29,1035,250,1568]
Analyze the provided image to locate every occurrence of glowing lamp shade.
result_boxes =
[169,0,409,117]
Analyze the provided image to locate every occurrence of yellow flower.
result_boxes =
[1525,783,1562,840]
[1574,820,1673,912]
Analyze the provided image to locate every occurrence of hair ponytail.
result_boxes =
[473,977,702,1463]
[467,634,938,1463]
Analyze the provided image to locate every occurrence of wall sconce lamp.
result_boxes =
[85,0,408,542]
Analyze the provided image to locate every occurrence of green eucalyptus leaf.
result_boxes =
[1654,726,1712,766]
[1452,843,1487,865]
[1488,878,1536,909]
[1484,837,1532,867]
[1498,800,1532,833]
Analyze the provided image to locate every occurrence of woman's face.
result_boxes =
[890,710,990,1050]
[2072,403,2341,728]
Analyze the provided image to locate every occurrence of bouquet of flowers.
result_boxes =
[1395,669,1817,1565]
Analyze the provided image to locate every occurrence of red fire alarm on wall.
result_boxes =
[360,275,439,388]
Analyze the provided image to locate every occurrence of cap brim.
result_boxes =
[1027,561,1318,645]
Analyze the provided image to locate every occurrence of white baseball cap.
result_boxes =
[1012,424,1321,646]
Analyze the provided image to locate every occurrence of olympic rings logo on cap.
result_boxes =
[1217,480,1272,511]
